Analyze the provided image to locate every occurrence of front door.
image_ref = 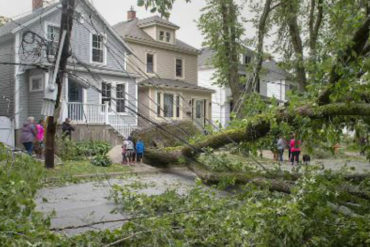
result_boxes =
[68,80,84,121]
[193,99,206,127]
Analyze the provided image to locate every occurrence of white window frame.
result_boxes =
[115,83,128,114]
[155,90,182,119]
[145,52,156,74]
[159,30,165,41]
[165,31,171,42]
[175,57,185,79]
[29,75,44,92]
[99,80,129,115]
[44,22,60,57]
[90,33,107,65]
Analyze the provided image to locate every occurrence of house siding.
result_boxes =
[127,42,198,84]
[13,2,137,128]
[0,38,15,118]
[19,2,127,72]
[27,69,45,121]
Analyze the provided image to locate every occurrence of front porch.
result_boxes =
[59,101,138,139]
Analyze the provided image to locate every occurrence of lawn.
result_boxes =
[44,160,132,185]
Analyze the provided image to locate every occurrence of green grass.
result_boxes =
[44,160,132,185]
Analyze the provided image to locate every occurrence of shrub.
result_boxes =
[91,154,112,167]
[57,139,111,161]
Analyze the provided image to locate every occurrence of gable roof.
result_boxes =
[0,2,58,37]
[0,0,133,54]
[113,18,199,55]
[137,16,179,29]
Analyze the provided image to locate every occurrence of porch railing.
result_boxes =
[60,101,138,138]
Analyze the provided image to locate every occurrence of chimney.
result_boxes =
[127,6,136,20]
[32,0,43,11]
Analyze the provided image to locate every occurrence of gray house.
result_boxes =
[0,0,138,145]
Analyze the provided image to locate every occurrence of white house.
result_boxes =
[198,47,293,127]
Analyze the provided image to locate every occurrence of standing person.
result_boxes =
[34,119,45,158]
[21,117,37,156]
[277,136,285,162]
[121,138,128,165]
[62,118,75,140]
[124,137,135,165]
[136,138,145,163]
[290,133,301,166]
[288,133,294,161]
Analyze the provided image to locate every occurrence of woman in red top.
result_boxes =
[290,133,301,166]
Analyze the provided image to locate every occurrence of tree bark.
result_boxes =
[308,0,323,58]
[286,1,307,91]
[144,103,370,167]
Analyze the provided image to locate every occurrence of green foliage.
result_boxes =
[0,145,62,245]
[94,166,370,246]
[91,154,112,167]
[57,139,111,161]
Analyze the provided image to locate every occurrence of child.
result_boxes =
[136,138,145,163]
[35,119,45,158]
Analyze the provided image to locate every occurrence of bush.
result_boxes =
[57,138,111,161]
[91,154,112,167]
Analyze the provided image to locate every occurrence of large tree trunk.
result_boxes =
[308,0,323,58]
[220,0,241,109]
[286,1,307,91]
[144,103,370,166]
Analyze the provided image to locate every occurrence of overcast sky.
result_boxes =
[0,0,265,51]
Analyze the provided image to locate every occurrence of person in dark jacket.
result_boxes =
[62,118,75,140]
[21,116,37,155]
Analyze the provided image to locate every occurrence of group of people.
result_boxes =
[276,133,302,166]
[122,136,145,165]
[20,117,45,157]
[20,117,75,157]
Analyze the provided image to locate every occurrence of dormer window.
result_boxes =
[166,32,171,42]
[159,31,164,41]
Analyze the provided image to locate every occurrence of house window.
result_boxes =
[176,95,180,118]
[147,53,154,73]
[92,34,105,63]
[163,93,174,118]
[46,25,60,56]
[116,84,126,113]
[159,31,164,41]
[101,82,111,107]
[166,32,171,42]
[245,55,251,64]
[176,58,183,78]
[156,92,161,117]
[30,76,43,92]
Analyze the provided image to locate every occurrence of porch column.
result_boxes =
[104,101,109,124]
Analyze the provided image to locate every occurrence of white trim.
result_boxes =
[29,75,44,92]
[154,89,183,120]
[90,33,107,66]
[115,82,129,115]
[99,80,130,116]
[174,57,185,79]
[135,81,138,126]
[145,51,156,74]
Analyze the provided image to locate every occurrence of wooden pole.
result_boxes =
[44,0,75,169]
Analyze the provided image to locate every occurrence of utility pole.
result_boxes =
[44,0,75,168]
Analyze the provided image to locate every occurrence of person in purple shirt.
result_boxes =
[20,117,37,155]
